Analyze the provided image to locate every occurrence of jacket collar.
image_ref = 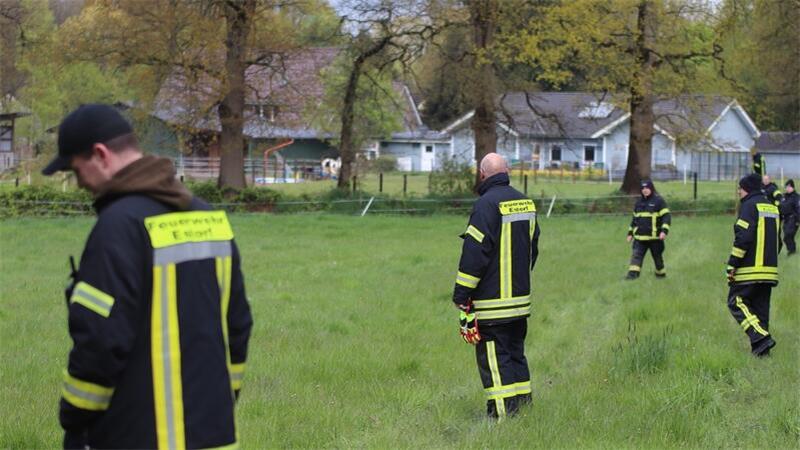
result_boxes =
[478,173,510,196]
[740,191,762,204]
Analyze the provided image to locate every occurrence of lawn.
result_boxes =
[0,213,798,448]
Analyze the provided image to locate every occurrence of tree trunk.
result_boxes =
[469,0,497,188]
[0,0,22,97]
[337,59,363,190]
[621,0,657,194]
[218,0,254,191]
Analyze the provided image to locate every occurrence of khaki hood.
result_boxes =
[94,155,193,212]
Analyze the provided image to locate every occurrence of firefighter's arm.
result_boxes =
[227,241,253,399]
[530,219,541,271]
[659,198,671,235]
[60,215,144,435]
[453,205,495,307]
[627,212,635,237]
[727,204,757,268]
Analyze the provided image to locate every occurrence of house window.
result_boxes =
[584,145,595,162]
[0,126,12,152]
[551,145,561,161]
[425,145,433,153]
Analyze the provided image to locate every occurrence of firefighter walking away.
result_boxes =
[726,174,779,356]
[451,153,541,419]
[625,180,671,279]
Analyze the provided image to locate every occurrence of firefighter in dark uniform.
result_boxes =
[780,179,799,255]
[452,153,541,419]
[726,173,779,356]
[43,105,253,449]
[625,180,671,279]
[753,152,766,176]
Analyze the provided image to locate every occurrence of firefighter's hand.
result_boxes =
[626,235,633,243]
[659,232,667,241]
[726,266,736,285]
[458,306,481,345]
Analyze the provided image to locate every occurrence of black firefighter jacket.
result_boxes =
[628,193,671,240]
[780,191,800,224]
[60,156,253,449]
[452,173,540,325]
[727,191,780,285]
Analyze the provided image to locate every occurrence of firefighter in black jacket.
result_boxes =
[780,179,799,254]
[452,153,541,419]
[43,105,253,449]
[726,173,779,356]
[762,175,784,253]
[625,180,671,279]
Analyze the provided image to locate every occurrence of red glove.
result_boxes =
[458,304,481,345]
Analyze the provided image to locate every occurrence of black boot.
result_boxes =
[752,337,776,357]
[625,271,640,280]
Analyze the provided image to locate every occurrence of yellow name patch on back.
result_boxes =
[145,211,233,249]
[499,199,536,215]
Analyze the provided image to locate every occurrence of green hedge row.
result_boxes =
[0,183,737,218]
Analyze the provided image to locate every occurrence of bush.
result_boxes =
[0,185,92,217]
[373,155,398,173]
[429,158,474,197]
[186,182,224,204]
[233,187,282,212]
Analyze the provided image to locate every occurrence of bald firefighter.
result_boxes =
[452,153,541,419]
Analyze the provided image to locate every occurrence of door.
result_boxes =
[421,144,435,171]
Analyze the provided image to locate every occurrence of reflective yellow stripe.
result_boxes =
[736,219,750,229]
[230,363,245,391]
[734,273,779,282]
[62,370,114,411]
[661,224,670,230]
[731,247,746,258]
[735,266,778,274]
[657,208,670,216]
[455,271,480,289]
[655,268,666,275]
[145,211,234,249]
[152,264,186,450]
[634,212,656,217]
[475,305,531,320]
[756,215,765,266]
[628,265,641,272]
[486,341,506,418]
[513,381,531,395]
[735,296,769,336]
[217,256,235,395]
[70,282,115,318]
[465,225,484,243]
[500,222,511,298]
[472,295,530,309]
[634,235,659,241]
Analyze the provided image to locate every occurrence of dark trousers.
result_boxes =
[474,320,530,418]
[784,219,797,254]
[727,283,773,352]
[628,239,665,276]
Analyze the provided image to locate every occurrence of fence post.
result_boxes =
[520,160,525,185]
[524,175,528,195]
[533,166,537,184]
[693,172,698,200]
[379,172,383,193]
[717,152,721,181]
[403,174,408,196]
[352,175,357,193]
[15,177,19,187]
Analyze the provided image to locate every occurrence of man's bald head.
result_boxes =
[480,153,508,180]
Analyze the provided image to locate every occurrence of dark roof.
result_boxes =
[445,92,744,140]
[154,47,428,143]
[756,132,800,153]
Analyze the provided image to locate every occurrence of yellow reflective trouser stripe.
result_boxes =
[655,268,666,275]
[466,225,484,243]
[152,263,186,450]
[230,363,245,391]
[70,281,115,318]
[486,341,506,418]
[485,381,531,401]
[736,219,750,229]
[500,222,512,298]
[61,370,114,411]
[472,295,530,309]
[629,265,641,272]
[456,271,480,289]
[475,305,531,320]
[735,296,769,336]
[731,247,746,258]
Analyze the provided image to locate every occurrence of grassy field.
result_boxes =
[1,213,798,448]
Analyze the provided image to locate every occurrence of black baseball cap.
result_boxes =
[42,104,133,175]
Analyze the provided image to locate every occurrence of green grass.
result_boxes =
[1,214,798,448]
